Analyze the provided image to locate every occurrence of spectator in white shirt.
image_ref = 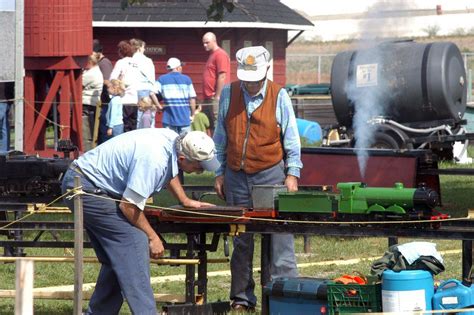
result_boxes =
[82,52,104,151]
[110,41,139,132]
[130,38,161,128]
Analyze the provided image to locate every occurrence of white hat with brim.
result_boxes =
[167,57,184,70]
[180,131,221,172]
[200,156,220,172]
[236,46,270,82]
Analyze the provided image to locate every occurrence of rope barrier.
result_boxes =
[0,185,469,228]
[2,97,219,107]
[22,98,68,130]
[0,187,80,231]
[3,96,218,130]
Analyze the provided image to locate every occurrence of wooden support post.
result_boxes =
[15,259,34,315]
[73,176,84,315]
[303,235,311,253]
[261,234,271,315]
[92,102,102,149]
[388,236,398,247]
[462,240,473,281]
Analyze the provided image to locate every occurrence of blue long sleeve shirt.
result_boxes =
[213,80,302,177]
[106,95,123,128]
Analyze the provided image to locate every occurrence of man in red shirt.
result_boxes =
[202,32,231,132]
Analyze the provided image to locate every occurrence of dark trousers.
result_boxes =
[123,104,137,132]
[202,99,217,133]
[225,162,298,307]
[61,168,157,314]
[97,104,109,145]
[82,104,97,151]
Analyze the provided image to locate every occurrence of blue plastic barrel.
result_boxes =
[382,270,434,312]
[296,118,322,144]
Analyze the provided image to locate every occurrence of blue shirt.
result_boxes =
[157,71,197,127]
[76,128,180,209]
[213,80,303,177]
[105,95,123,128]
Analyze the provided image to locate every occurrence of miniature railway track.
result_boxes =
[3,216,474,244]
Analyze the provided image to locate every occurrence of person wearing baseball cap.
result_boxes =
[157,57,197,134]
[166,57,184,70]
[213,46,303,311]
[177,130,220,172]
[61,128,218,314]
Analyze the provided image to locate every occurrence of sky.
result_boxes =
[0,0,14,11]
[280,0,474,16]
[281,0,474,41]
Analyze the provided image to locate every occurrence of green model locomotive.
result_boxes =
[277,182,442,220]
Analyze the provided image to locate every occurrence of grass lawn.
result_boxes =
[1,149,474,314]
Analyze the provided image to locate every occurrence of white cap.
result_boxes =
[167,57,183,70]
[179,131,220,172]
[236,46,270,82]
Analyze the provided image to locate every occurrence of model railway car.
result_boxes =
[274,182,445,221]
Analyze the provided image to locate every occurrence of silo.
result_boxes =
[23,0,92,155]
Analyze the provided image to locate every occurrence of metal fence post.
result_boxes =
[317,55,321,84]
[468,69,472,103]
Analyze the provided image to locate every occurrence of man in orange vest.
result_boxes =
[213,46,303,311]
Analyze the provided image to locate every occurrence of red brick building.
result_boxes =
[93,0,313,100]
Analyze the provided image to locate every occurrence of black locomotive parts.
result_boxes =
[0,152,71,203]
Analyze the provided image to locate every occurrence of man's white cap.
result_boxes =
[236,46,270,82]
[167,57,184,70]
[180,131,220,172]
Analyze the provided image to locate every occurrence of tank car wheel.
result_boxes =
[372,132,401,149]
[371,131,414,150]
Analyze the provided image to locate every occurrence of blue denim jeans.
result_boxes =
[111,124,124,137]
[61,168,157,314]
[224,162,298,308]
[0,102,10,152]
[162,124,191,135]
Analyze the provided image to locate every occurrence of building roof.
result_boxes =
[93,0,314,30]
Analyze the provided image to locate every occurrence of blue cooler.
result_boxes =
[433,279,474,314]
[263,277,328,315]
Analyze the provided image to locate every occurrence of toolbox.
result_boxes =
[263,277,329,315]
[252,184,287,209]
